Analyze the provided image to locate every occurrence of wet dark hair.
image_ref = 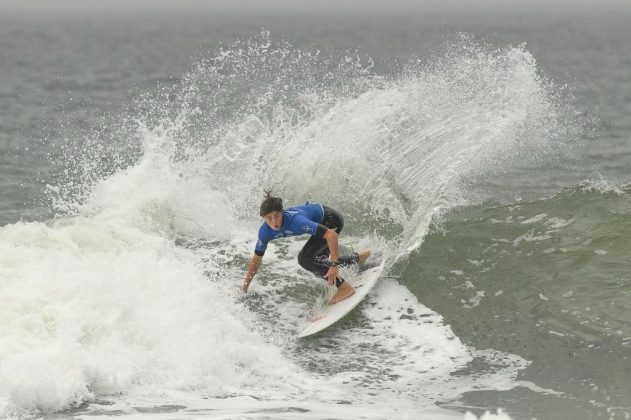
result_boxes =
[259,190,283,216]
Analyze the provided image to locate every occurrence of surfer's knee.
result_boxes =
[322,206,344,233]
[297,249,309,270]
[298,249,329,274]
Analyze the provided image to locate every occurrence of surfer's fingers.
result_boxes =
[324,273,334,286]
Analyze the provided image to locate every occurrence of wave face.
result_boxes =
[0,32,573,418]
[403,184,631,419]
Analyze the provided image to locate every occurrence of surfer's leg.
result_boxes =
[338,253,360,267]
[297,206,361,298]
[320,206,360,268]
[358,250,371,263]
[298,236,329,277]
[297,232,348,288]
[330,280,355,304]
[298,205,346,278]
[319,206,355,300]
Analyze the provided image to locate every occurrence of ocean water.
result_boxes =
[1,6,630,420]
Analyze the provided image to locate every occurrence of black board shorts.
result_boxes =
[297,206,358,287]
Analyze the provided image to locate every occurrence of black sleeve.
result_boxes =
[315,224,328,238]
[254,249,265,256]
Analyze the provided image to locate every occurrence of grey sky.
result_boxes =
[1,0,629,14]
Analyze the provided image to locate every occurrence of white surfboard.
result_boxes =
[298,263,385,338]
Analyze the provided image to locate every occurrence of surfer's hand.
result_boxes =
[325,266,338,286]
[242,280,250,293]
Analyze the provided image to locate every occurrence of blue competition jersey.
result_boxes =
[255,203,325,255]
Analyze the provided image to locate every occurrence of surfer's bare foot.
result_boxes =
[358,249,371,264]
[330,281,355,304]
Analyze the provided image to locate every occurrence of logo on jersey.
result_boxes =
[303,224,312,233]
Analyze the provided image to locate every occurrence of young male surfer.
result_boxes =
[242,191,370,304]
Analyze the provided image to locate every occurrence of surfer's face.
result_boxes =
[263,211,283,231]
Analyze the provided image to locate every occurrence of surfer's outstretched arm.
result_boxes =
[243,254,263,292]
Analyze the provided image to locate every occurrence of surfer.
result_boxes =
[242,191,370,304]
